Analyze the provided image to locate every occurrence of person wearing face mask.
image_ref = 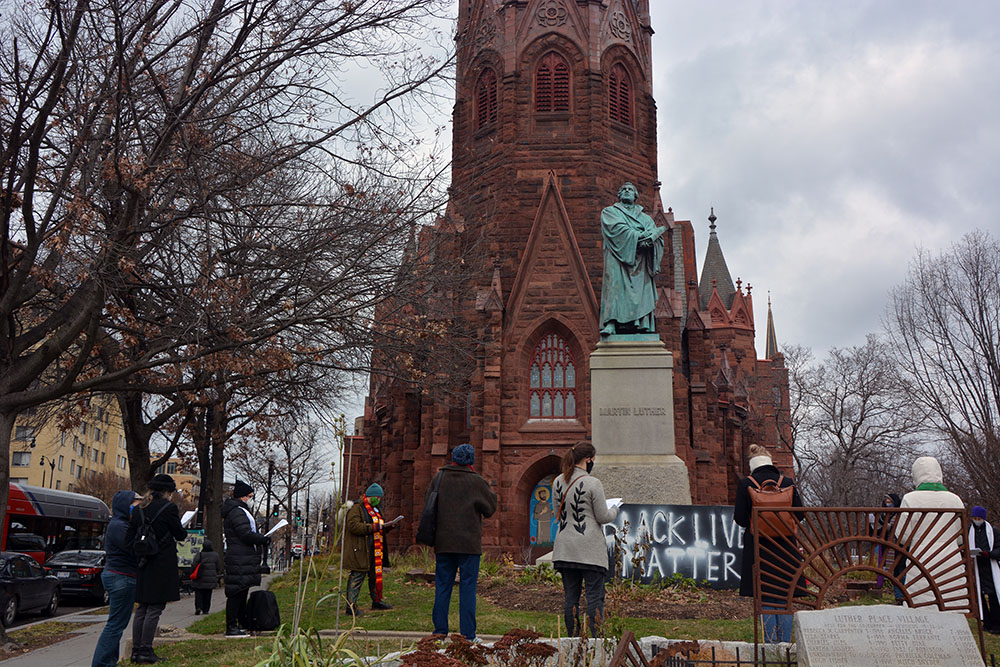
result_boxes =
[551,441,619,637]
[222,480,271,636]
[969,506,1000,633]
[342,483,403,616]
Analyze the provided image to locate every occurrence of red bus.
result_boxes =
[3,483,111,564]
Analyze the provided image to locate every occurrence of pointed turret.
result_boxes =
[698,208,736,309]
[765,293,779,360]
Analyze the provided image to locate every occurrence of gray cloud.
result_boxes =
[650,1,1000,354]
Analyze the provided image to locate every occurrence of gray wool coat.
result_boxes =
[552,468,618,570]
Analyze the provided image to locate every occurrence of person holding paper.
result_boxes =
[343,483,403,616]
[190,539,222,615]
[970,505,1000,633]
[222,480,270,636]
[551,441,619,637]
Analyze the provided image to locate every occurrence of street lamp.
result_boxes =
[38,455,56,488]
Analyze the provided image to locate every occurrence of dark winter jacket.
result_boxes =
[222,497,269,595]
[104,490,138,577]
[734,464,804,601]
[125,495,187,604]
[429,465,497,554]
[190,539,223,590]
[343,500,396,572]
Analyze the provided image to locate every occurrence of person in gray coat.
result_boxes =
[190,539,222,615]
[552,441,618,636]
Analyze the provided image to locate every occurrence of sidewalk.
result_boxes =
[0,582,238,667]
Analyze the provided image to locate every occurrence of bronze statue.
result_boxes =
[599,182,665,336]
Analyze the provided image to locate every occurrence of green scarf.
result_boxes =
[916,482,948,492]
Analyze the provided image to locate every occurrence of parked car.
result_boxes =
[44,550,107,604]
[4,533,47,565]
[0,552,59,627]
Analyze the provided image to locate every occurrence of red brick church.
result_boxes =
[348,0,792,553]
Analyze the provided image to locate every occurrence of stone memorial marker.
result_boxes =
[794,604,982,667]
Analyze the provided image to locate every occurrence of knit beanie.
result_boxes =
[973,505,987,519]
[148,473,176,492]
[233,479,254,498]
[452,443,475,466]
[365,483,384,498]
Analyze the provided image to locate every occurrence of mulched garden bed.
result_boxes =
[480,577,856,621]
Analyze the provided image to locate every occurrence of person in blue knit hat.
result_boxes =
[428,443,497,641]
[343,482,403,615]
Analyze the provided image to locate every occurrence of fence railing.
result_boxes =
[750,506,982,657]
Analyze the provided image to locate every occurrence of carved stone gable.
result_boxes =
[516,0,586,48]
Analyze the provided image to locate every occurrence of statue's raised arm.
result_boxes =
[598,182,664,336]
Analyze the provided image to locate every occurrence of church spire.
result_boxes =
[698,207,736,309]
[765,293,779,360]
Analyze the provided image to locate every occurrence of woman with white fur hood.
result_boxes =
[895,456,967,609]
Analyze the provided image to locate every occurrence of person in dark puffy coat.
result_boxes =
[222,480,270,636]
[190,538,223,615]
[91,489,140,667]
[125,474,187,664]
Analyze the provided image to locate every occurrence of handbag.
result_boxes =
[190,563,202,580]
[415,471,443,546]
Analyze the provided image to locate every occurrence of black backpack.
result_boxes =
[133,504,169,558]
[242,590,280,631]
[415,472,443,546]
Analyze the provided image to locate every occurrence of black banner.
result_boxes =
[604,504,745,589]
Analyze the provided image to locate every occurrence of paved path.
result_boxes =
[0,584,230,666]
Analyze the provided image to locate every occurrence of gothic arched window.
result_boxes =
[534,52,570,113]
[609,63,632,126]
[529,332,577,418]
[476,68,498,128]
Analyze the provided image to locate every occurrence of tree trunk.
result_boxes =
[0,410,16,644]
[119,392,155,492]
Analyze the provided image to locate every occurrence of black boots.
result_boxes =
[225,625,250,637]
[372,600,393,610]
[131,648,166,663]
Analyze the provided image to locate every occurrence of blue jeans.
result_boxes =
[91,570,136,667]
[432,553,480,640]
[761,604,793,643]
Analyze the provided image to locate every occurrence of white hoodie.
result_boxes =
[895,456,967,609]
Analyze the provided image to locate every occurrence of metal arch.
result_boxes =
[751,506,984,660]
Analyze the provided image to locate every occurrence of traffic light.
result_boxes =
[272,507,280,518]
[295,507,302,526]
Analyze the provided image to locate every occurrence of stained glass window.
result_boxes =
[528,332,577,418]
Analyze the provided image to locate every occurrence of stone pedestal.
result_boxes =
[590,335,691,504]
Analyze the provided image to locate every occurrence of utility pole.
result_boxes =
[265,459,274,532]
[304,488,310,555]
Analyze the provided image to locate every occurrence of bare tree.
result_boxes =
[0,0,452,618]
[793,335,925,507]
[887,230,1000,515]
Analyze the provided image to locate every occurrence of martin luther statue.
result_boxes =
[599,182,665,336]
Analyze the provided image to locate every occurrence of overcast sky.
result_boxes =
[646,1,1000,356]
[335,1,1000,433]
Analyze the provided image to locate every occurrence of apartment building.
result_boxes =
[9,396,129,492]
